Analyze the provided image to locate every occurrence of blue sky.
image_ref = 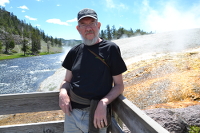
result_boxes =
[1,0,200,40]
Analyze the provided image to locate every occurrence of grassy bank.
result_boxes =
[0,52,62,60]
[0,40,63,60]
[0,53,27,60]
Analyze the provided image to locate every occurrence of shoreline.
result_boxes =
[37,67,66,92]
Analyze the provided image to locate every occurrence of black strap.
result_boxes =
[87,48,109,68]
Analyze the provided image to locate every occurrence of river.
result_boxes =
[0,52,68,94]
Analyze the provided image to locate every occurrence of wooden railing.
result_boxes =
[0,92,169,133]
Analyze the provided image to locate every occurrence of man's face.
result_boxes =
[77,17,100,41]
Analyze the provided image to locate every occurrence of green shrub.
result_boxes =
[189,125,200,133]
[11,50,17,53]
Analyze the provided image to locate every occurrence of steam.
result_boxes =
[113,28,200,66]
[140,0,200,32]
[114,0,200,65]
[59,46,71,62]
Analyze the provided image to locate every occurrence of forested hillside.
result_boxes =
[0,7,62,55]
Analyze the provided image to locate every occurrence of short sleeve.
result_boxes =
[107,43,127,76]
[62,49,74,71]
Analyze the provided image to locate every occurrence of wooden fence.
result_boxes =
[0,92,169,133]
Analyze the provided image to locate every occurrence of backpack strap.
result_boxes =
[87,48,109,68]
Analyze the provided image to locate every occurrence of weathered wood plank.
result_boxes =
[0,119,123,133]
[0,92,169,133]
[0,120,64,133]
[110,117,124,133]
[112,95,169,133]
[0,92,60,115]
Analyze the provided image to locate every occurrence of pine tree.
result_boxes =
[31,29,41,55]
[21,39,29,56]
[0,41,2,53]
[111,25,117,39]
[106,25,112,40]
[100,30,106,39]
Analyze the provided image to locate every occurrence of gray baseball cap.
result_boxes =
[77,8,97,21]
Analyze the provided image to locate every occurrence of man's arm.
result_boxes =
[94,74,124,128]
[59,69,72,116]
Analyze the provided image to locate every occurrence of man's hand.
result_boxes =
[93,74,124,129]
[59,89,72,116]
[93,100,108,129]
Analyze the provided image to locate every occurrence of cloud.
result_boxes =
[105,0,115,8]
[46,19,69,26]
[66,18,77,23]
[118,3,128,10]
[18,5,29,10]
[0,0,9,6]
[25,15,37,21]
[57,4,60,6]
[140,0,200,32]
[105,0,128,10]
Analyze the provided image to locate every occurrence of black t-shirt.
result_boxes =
[62,39,127,108]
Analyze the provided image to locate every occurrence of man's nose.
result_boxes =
[85,25,93,30]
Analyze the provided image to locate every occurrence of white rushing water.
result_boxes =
[0,53,64,94]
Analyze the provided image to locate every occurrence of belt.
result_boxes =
[69,89,91,105]
[75,107,90,111]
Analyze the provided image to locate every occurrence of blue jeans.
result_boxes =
[64,108,107,133]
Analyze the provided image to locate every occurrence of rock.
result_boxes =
[38,67,65,92]
[174,105,200,127]
[144,105,200,133]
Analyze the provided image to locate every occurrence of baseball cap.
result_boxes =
[77,8,97,21]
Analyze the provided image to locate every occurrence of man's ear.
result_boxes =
[97,22,101,29]
[76,25,80,33]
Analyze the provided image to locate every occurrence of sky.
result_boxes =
[1,0,200,40]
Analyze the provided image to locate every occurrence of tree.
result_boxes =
[106,25,112,40]
[128,28,134,37]
[58,38,62,47]
[50,36,54,46]
[100,30,106,39]
[31,29,41,55]
[0,41,2,53]
[9,40,15,51]
[117,27,125,39]
[3,32,12,54]
[54,37,58,45]
[111,25,117,39]
[47,40,51,53]
[21,39,29,56]
[130,28,134,34]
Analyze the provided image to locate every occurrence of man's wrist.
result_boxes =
[100,98,109,106]
[60,88,67,93]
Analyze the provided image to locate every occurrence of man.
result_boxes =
[59,8,127,133]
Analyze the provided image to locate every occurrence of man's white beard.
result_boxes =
[81,33,99,46]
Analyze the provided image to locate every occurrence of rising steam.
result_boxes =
[140,0,200,33]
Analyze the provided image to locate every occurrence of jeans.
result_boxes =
[64,108,107,133]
